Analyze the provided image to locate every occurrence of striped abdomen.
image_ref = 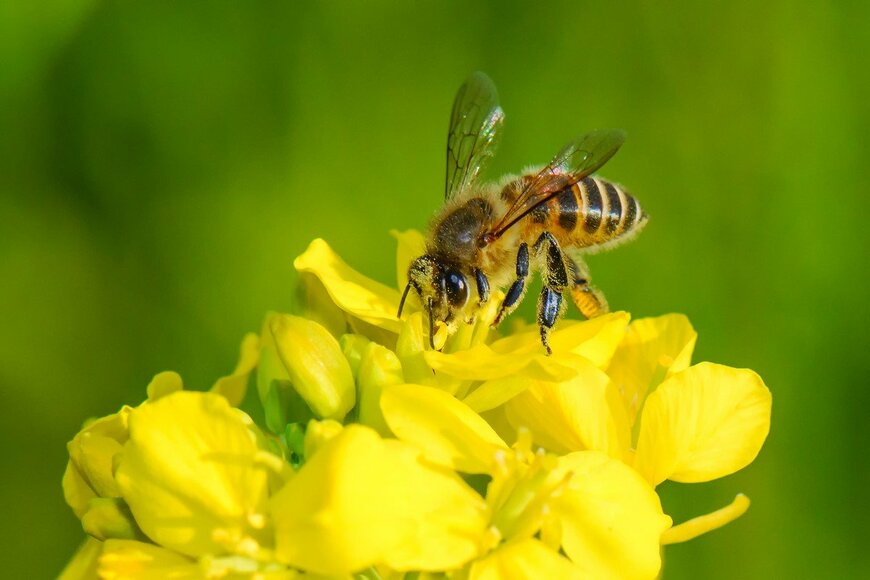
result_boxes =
[529,176,647,248]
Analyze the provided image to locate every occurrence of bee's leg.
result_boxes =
[475,268,490,305]
[567,256,609,319]
[465,268,491,324]
[533,232,570,355]
[493,243,529,326]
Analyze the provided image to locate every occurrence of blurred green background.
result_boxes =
[1,0,867,577]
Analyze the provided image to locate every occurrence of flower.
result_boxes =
[61,231,772,579]
[291,234,772,545]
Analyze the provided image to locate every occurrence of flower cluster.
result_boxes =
[61,231,771,579]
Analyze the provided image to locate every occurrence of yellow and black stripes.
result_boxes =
[544,176,644,245]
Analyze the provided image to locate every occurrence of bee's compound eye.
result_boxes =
[445,270,469,308]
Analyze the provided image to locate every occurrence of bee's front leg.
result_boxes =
[533,232,570,355]
[493,242,529,327]
[475,268,490,306]
[464,268,491,325]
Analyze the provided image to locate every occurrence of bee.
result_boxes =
[398,72,648,354]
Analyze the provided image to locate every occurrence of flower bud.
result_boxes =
[339,333,372,379]
[261,313,355,423]
[303,419,344,460]
[81,498,145,542]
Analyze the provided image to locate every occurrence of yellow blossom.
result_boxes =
[293,233,772,548]
[61,231,771,579]
[380,384,671,579]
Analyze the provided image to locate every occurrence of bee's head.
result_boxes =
[398,254,470,347]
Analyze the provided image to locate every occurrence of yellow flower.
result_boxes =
[380,384,671,579]
[293,233,772,549]
[504,314,772,541]
[61,231,771,579]
[271,424,488,575]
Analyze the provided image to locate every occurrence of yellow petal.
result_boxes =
[296,271,350,338]
[504,362,630,459]
[381,384,507,474]
[469,538,584,580]
[554,451,671,580]
[211,333,260,407]
[390,228,426,294]
[661,494,751,544]
[424,344,587,383]
[116,392,269,558]
[98,539,198,579]
[607,314,697,426]
[425,313,629,384]
[462,375,535,414]
[357,342,404,436]
[268,313,356,421]
[146,371,183,402]
[59,538,102,580]
[634,362,772,486]
[271,425,487,575]
[490,312,630,368]
[294,238,403,334]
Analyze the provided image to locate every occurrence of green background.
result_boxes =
[1,1,867,577]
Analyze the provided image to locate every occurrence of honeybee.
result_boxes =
[398,72,647,354]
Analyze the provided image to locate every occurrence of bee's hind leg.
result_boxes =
[493,243,529,327]
[533,232,570,355]
[568,256,609,319]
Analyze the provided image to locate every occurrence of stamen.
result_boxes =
[661,494,751,545]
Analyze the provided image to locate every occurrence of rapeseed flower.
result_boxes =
[61,231,771,579]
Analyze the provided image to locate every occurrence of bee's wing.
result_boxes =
[445,72,505,200]
[482,129,625,241]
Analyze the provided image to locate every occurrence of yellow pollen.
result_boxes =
[247,512,266,529]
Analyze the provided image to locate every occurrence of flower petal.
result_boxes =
[661,494,751,544]
[381,384,507,474]
[59,538,102,580]
[210,333,260,407]
[116,391,269,558]
[97,540,198,579]
[469,538,584,580]
[554,451,670,580]
[271,425,487,575]
[490,312,630,368]
[390,228,426,294]
[146,371,183,402]
[294,238,403,334]
[607,314,697,426]
[504,362,630,459]
[634,362,772,486]
[462,375,534,414]
[424,345,587,383]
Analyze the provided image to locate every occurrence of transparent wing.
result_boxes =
[482,129,626,242]
[445,72,505,200]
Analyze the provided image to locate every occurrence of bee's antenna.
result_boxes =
[427,297,435,350]
[397,281,412,318]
